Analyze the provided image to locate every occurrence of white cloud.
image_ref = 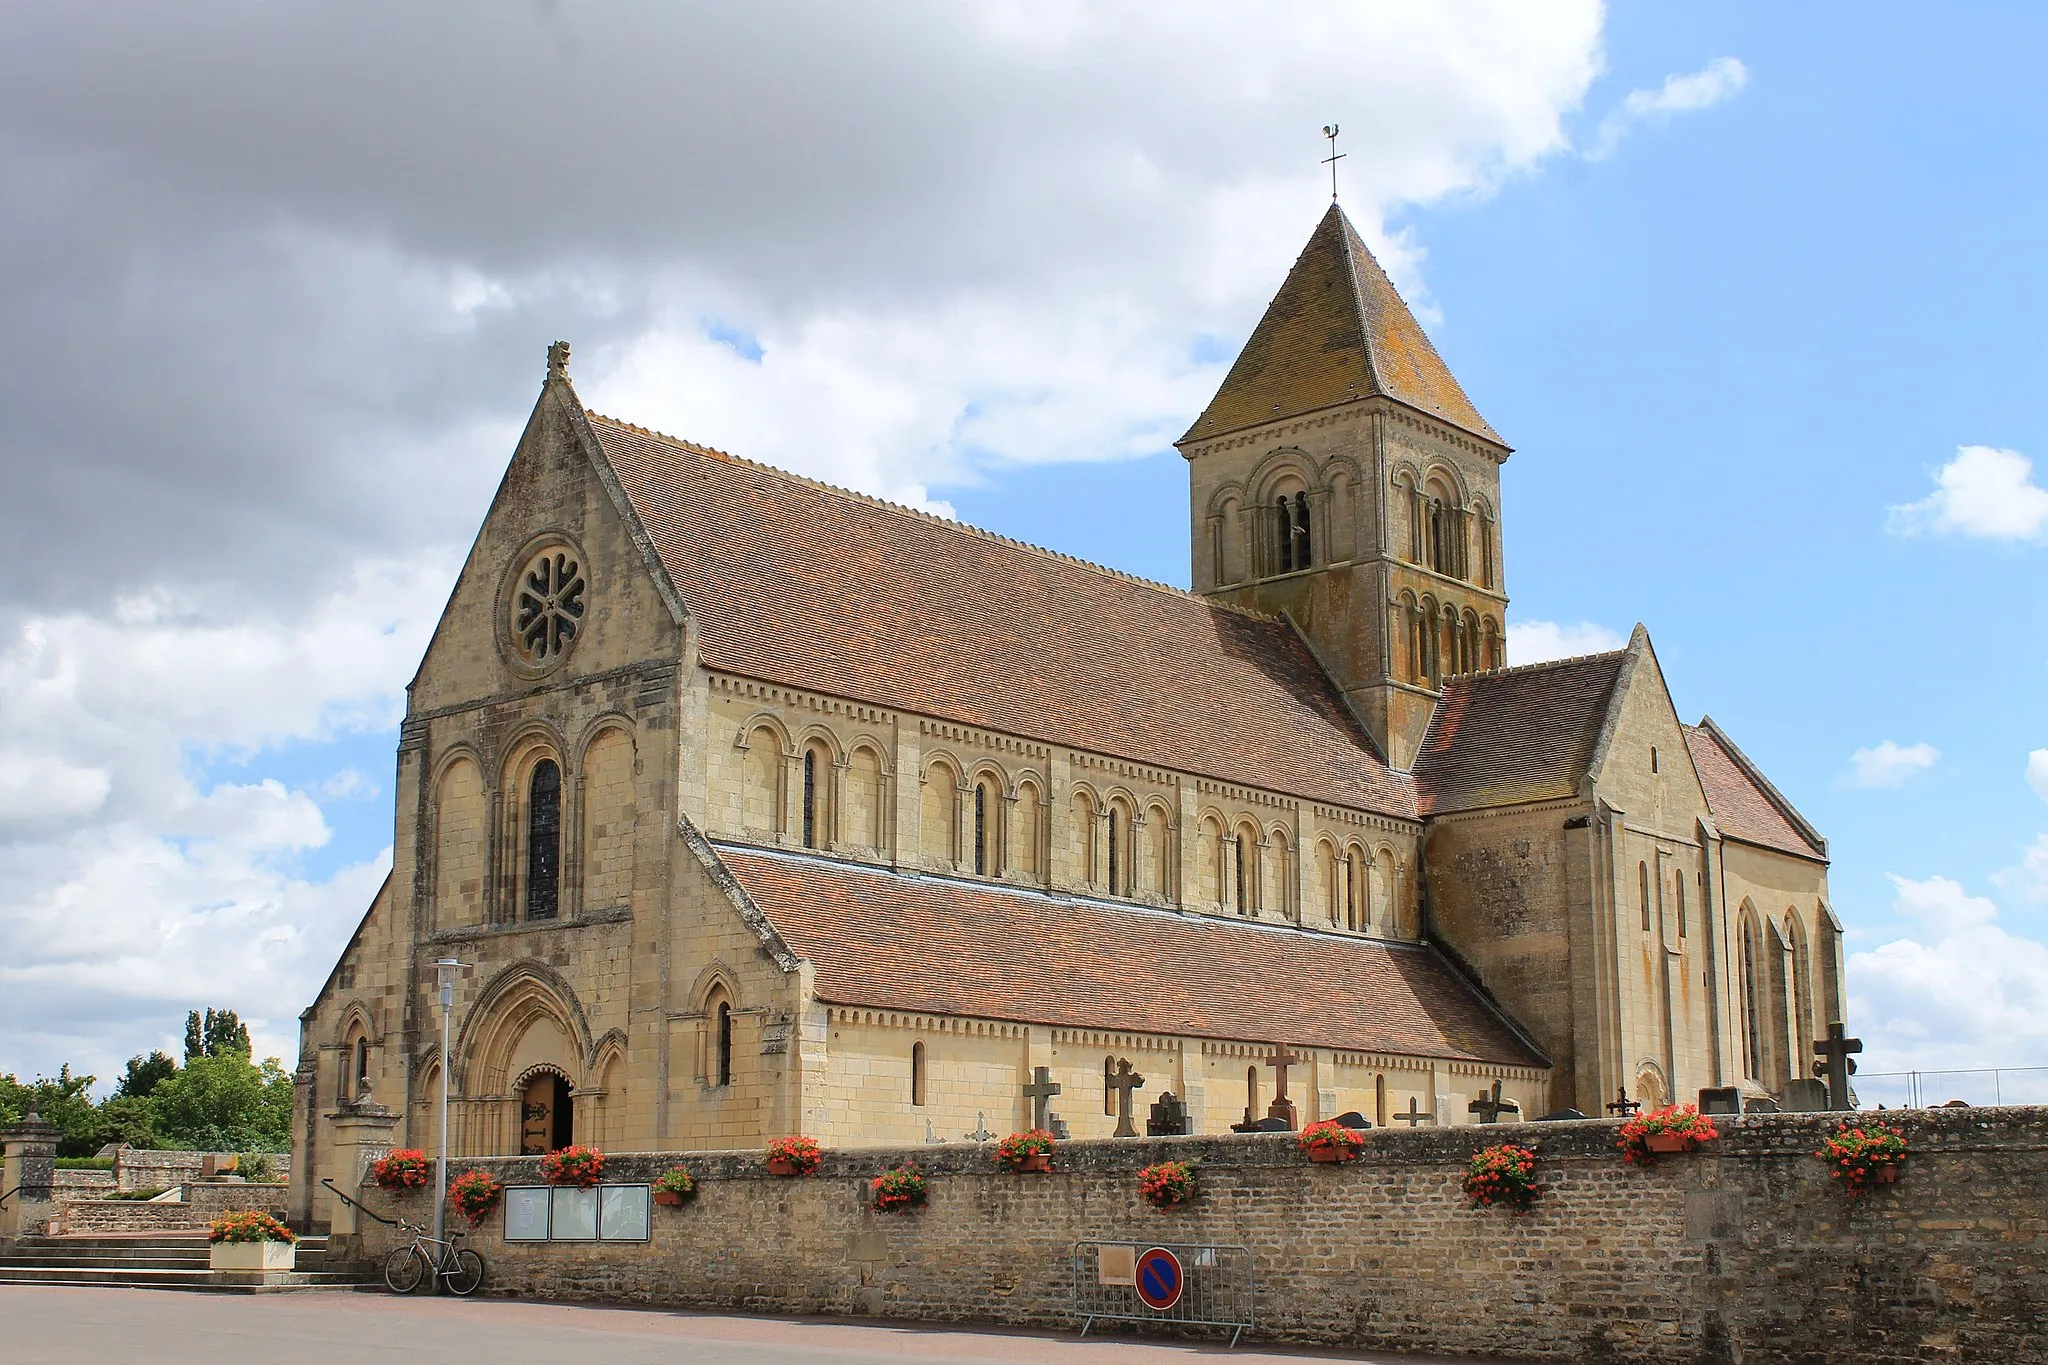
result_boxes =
[1506,619,1626,665]
[1849,874,2048,1073]
[1887,445,2048,541]
[1849,740,1941,789]
[2026,749,2048,803]
[1587,56,1750,159]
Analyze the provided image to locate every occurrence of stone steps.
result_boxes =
[0,1234,376,1294]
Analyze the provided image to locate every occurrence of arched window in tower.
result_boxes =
[353,1037,370,1101]
[801,750,818,848]
[1107,805,1122,895]
[1638,861,1651,933]
[715,1000,734,1088]
[526,758,561,920]
[1478,508,1496,587]
[1276,501,1296,573]
[973,783,988,876]
[1294,493,1312,568]
[1234,833,1249,914]
[910,1041,926,1107]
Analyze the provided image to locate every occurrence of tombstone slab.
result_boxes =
[1146,1091,1192,1137]
[1781,1079,1830,1113]
[1697,1086,1743,1118]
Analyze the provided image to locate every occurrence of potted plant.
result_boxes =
[1816,1123,1908,1195]
[369,1148,431,1193]
[764,1135,822,1177]
[1464,1143,1541,1212]
[207,1210,297,1272]
[1137,1159,1195,1208]
[1299,1119,1366,1164]
[1618,1105,1720,1165]
[868,1165,928,1215]
[539,1144,606,1188]
[448,1170,504,1227]
[652,1167,698,1206]
[994,1129,1056,1173]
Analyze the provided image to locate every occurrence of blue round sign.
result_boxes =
[1134,1246,1183,1311]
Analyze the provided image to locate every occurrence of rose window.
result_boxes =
[511,549,586,664]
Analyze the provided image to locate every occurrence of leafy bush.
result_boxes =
[236,1153,279,1183]
[652,1167,698,1199]
[53,1157,116,1170]
[539,1145,606,1188]
[209,1210,295,1244]
[1464,1143,1541,1211]
[1137,1160,1195,1207]
[104,1187,170,1201]
[763,1135,822,1175]
[868,1165,928,1214]
[449,1171,504,1226]
[994,1130,1056,1169]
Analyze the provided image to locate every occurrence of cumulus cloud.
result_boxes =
[2026,749,2048,804]
[1887,446,2048,541]
[1848,740,1941,789]
[1586,56,1749,159]
[1506,619,1626,665]
[1850,875,2048,1075]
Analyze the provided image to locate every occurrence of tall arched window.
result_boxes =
[973,783,988,875]
[1107,806,1122,895]
[1638,861,1651,932]
[1276,501,1296,573]
[1234,833,1250,915]
[352,1036,370,1101]
[527,758,562,920]
[801,750,818,848]
[1293,494,1312,568]
[715,1000,733,1087]
[1675,871,1687,938]
[910,1041,926,1107]
[1740,917,1762,1080]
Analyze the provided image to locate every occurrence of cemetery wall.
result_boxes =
[339,1106,2048,1364]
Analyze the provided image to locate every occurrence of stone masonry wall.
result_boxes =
[58,1186,289,1234]
[341,1107,2046,1364]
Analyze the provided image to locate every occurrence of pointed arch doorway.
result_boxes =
[518,1067,574,1154]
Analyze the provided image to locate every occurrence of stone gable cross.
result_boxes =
[1023,1066,1062,1132]
[1813,1021,1863,1112]
[1107,1059,1146,1138]
[1394,1096,1433,1127]
[1265,1042,1302,1129]
[1468,1079,1518,1125]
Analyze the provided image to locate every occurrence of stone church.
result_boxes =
[291,205,1842,1225]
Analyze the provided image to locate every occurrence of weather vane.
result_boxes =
[1322,123,1345,202]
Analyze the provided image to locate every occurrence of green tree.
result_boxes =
[0,1065,105,1158]
[183,1009,251,1062]
[115,1050,178,1100]
[148,1051,293,1152]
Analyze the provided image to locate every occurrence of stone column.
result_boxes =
[319,1106,400,1237]
[1,1112,60,1240]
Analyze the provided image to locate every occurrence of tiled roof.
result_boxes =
[1411,652,1628,814]
[715,845,1547,1067]
[1684,722,1827,862]
[591,415,1418,817]
[1180,203,1502,446]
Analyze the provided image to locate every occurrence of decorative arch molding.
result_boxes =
[1417,458,1473,506]
[792,722,843,760]
[733,711,795,755]
[963,760,1012,798]
[1141,797,1176,829]
[585,1027,629,1073]
[920,749,967,783]
[509,1060,576,1095]
[1245,446,1320,501]
[454,958,595,1095]
[1317,451,1368,487]
[574,713,639,764]
[685,962,743,1016]
[429,743,490,792]
[1100,784,1141,811]
[1632,1058,1671,1108]
[497,720,571,784]
[1205,480,1249,519]
[844,735,896,776]
[334,998,377,1047]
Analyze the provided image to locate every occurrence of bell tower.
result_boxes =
[1176,204,1513,769]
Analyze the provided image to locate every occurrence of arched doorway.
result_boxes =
[518,1069,574,1154]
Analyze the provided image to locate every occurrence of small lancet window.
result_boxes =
[1234,834,1249,914]
[1638,862,1651,933]
[715,1000,733,1087]
[973,784,988,876]
[1676,872,1688,938]
[1107,808,1122,895]
[352,1037,370,1100]
[911,1041,926,1107]
[526,758,561,921]
[1293,493,1312,569]
[801,750,818,848]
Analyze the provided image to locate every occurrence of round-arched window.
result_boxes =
[505,542,588,669]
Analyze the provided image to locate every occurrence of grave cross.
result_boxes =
[1265,1042,1302,1129]
[1023,1066,1063,1132]
[1605,1086,1641,1118]
[1467,1079,1519,1125]
[964,1112,996,1144]
[1107,1059,1147,1138]
[1813,1020,1863,1112]
[1394,1096,1433,1127]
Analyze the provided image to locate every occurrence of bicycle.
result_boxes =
[382,1216,486,1295]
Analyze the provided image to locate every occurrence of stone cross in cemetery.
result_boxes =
[1394,1096,1433,1127]
[1605,1086,1641,1118]
[1107,1059,1147,1137]
[964,1112,996,1144]
[1813,1021,1863,1111]
[1023,1066,1063,1132]
[1264,1043,1302,1129]
[1468,1079,1520,1125]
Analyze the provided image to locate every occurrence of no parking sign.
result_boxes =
[1133,1246,1183,1311]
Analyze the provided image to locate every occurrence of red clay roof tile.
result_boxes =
[1411,652,1627,814]
[1684,723,1827,862]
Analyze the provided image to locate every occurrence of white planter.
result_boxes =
[209,1241,296,1273]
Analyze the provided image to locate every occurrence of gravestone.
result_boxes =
[963,1112,996,1143]
[1781,1079,1829,1112]
[1246,1116,1292,1132]
[1605,1086,1641,1118]
[1536,1108,1589,1121]
[1048,1114,1072,1140]
[1023,1067,1063,1132]
[1813,1021,1862,1111]
[1393,1097,1433,1127]
[1468,1079,1520,1125]
[1331,1111,1372,1130]
[1106,1059,1146,1138]
[1147,1091,1192,1137]
[1697,1086,1743,1118]
[1744,1096,1781,1114]
[1264,1043,1302,1129]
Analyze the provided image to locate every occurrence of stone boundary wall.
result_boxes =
[57,1185,289,1234]
[340,1109,2048,1364]
[52,1169,115,1193]
[112,1150,291,1191]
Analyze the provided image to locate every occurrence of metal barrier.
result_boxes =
[1855,1067,2048,1110]
[1072,1240,1254,1347]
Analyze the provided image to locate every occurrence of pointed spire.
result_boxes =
[1181,204,1502,446]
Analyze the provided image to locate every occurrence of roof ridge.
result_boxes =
[1461,646,1628,681]
[585,410,1289,625]
[1693,716,1829,859]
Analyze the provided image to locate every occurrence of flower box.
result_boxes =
[994,1130,1056,1173]
[653,1189,685,1206]
[1308,1146,1354,1163]
[209,1241,295,1273]
[1644,1132,1692,1155]
[1618,1105,1718,1166]
[765,1158,800,1177]
[1299,1119,1366,1164]
[1875,1163,1899,1185]
[651,1167,697,1206]
[1016,1152,1053,1173]
[764,1135,822,1176]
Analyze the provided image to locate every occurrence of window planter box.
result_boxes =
[1013,1153,1052,1173]
[653,1189,686,1206]
[209,1241,295,1273]
[765,1158,800,1177]
[1307,1146,1358,1164]
[1875,1163,1899,1185]
[1644,1132,1693,1155]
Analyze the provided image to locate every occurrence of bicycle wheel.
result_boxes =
[443,1247,486,1296]
[383,1245,429,1294]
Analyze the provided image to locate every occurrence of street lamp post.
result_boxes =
[433,957,466,1253]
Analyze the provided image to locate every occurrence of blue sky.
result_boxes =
[3,3,2043,1085]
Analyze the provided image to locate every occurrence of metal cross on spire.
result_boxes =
[1322,124,1346,202]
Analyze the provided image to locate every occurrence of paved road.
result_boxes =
[3,1286,1527,1364]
